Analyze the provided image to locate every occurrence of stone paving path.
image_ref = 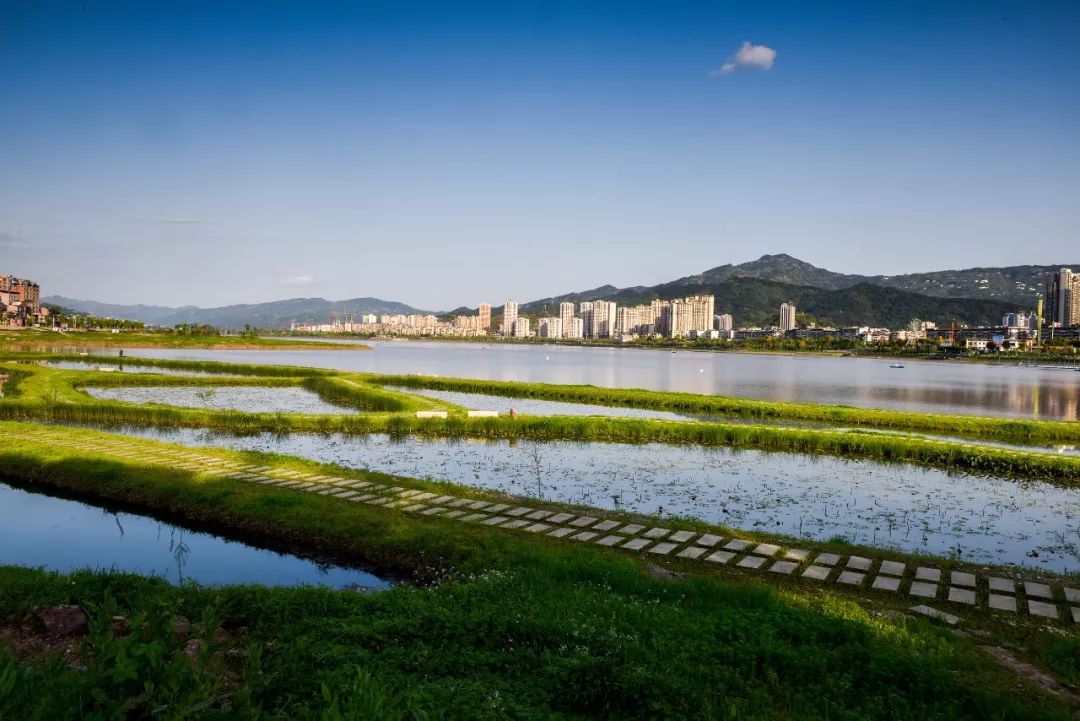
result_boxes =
[9,427,1080,625]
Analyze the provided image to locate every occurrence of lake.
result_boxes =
[126,340,1080,420]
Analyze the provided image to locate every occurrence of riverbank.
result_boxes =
[0,328,368,351]
[1,421,1078,719]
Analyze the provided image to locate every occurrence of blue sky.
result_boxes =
[1,0,1077,309]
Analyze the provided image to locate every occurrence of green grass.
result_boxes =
[0,425,1077,719]
[367,374,1080,445]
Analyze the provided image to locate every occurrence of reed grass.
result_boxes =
[369,374,1080,445]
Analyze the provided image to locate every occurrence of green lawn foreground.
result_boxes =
[0,424,1078,720]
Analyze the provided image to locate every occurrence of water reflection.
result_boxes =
[84,386,354,415]
[0,481,389,589]
[127,342,1080,420]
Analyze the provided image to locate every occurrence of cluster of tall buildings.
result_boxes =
[522,294,718,340]
[0,274,46,326]
[1046,268,1080,327]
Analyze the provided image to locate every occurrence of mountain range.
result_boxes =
[45,254,1073,330]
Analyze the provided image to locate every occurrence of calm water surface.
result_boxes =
[89,426,1080,572]
[85,386,353,414]
[127,341,1080,420]
[0,480,390,589]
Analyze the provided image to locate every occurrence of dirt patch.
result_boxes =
[981,645,1080,704]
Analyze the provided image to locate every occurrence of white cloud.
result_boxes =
[283,274,316,287]
[710,41,777,75]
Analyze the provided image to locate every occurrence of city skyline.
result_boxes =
[2,1,1078,308]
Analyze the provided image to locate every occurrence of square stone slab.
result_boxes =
[950,572,977,588]
[402,504,429,513]
[421,507,447,516]
[548,513,575,524]
[948,587,976,606]
[705,551,735,565]
[988,577,1015,594]
[620,524,646,535]
[769,561,798,575]
[1024,582,1053,600]
[593,520,621,532]
[648,542,678,556]
[802,565,831,581]
[526,510,553,521]
[1072,607,1080,623]
[443,510,467,519]
[676,546,707,560]
[988,594,1017,613]
[909,582,938,599]
[500,519,530,530]
[506,507,533,517]
[482,516,510,526]
[525,523,551,533]
[737,555,767,570]
[670,530,696,544]
[486,504,513,513]
[1027,600,1060,620]
[871,576,901,592]
[910,605,959,626]
[1064,588,1080,604]
[878,560,906,576]
[724,539,751,552]
[915,567,941,583]
[846,556,872,571]
[461,513,489,522]
[696,534,723,548]
[595,534,624,547]
[547,527,576,538]
[814,553,841,566]
[645,528,672,539]
[784,549,810,562]
[622,538,651,551]
[571,531,599,542]
[754,543,781,557]
[837,571,866,586]
[570,517,598,528]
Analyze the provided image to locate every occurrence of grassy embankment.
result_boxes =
[1,423,1078,719]
[0,328,367,351]
[2,360,1079,484]
[369,373,1080,445]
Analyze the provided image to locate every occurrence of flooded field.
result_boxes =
[385,385,694,420]
[0,480,389,589]
[45,360,240,377]
[89,425,1080,572]
[84,385,352,414]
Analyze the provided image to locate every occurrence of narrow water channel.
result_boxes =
[0,480,390,589]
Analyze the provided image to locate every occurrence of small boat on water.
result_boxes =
[889,363,905,369]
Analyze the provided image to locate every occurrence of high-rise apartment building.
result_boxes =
[538,317,562,339]
[567,317,584,339]
[559,302,576,334]
[512,317,531,338]
[579,302,594,338]
[1046,269,1080,327]
[715,313,733,332]
[501,300,519,335]
[592,300,617,338]
[668,295,715,338]
[478,303,491,331]
[779,302,797,332]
